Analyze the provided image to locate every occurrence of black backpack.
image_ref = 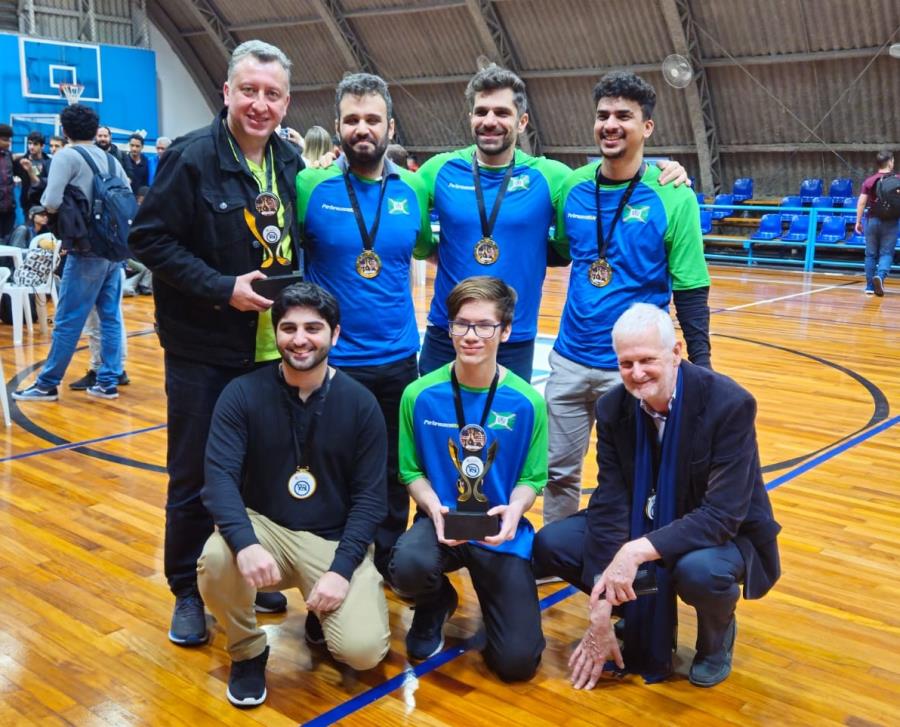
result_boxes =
[72,146,139,260]
[870,173,900,221]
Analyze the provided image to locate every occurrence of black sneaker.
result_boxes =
[119,370,131,386]
[168,593,208,646]
[69,370,96,391]
[86,384,119,400]
[689,617,736,687]
[12,384,59,401]
[254,591,287,614]
[305,611,326,647]
[226,646,268,708]
[406,581,458,660]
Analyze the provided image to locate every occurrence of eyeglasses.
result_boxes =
[449,321,503,339]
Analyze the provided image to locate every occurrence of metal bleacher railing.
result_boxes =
[700,202,900,273]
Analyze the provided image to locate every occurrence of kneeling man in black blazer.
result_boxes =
[534,302,780,689]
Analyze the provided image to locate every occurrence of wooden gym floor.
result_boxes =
[1,263,898,726]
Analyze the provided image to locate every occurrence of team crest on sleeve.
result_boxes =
[487,411,516,431]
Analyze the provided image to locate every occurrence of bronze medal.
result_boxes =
[255,192,280,216]
[288,468,317,499]
[588,258,613,287]
[355,249,382,279]
[474,237,500,265]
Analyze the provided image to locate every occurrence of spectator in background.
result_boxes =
[302,125,332,167]
[385,143,408,168]
[155,136,172,156]
[49,135,67,155]
[123,186,153,296]
[406,152,419,172]
[13,131,52,213]
[0,123,15,239]
[856,149,898,297]
[121,133,150,193]
[8,205,51,249]
[95,125,122,160]
[148,136,172,185]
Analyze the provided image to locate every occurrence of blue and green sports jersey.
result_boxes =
[297,158,433,366]
[553,162,710,369]
[398,363,548,560]
[418,146,569,342]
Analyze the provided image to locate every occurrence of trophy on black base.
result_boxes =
[443,437,501,541]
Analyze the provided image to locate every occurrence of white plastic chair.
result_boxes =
[0,267,13,426]
[0,233,60,346]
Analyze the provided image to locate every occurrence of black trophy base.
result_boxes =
[444,511,500,541]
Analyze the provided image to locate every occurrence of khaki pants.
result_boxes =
[197,510,390,670]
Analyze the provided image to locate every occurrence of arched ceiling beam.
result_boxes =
[184,0,236,64]
[660,0,721,193]
[463,0,541,155]
[310,0,408,144]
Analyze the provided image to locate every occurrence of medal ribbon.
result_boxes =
[343,171,390,254]
[282,368,332,470]
[450,365,500,462]
[471,152,516,242]
[223,119,275,195]
[593,163,645,261]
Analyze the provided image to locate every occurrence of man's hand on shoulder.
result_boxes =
[656,160,690,187]
[230,270,273,312]
[236,543,282,588]
[306,571,350,613]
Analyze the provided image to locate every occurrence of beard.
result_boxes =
[279,344,330,373]
[341,134,389,171]
[474,130,513,157]
[97,140,110,150]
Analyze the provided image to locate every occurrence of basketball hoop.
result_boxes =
[59,82,85,105]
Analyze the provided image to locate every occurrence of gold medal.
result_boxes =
[474,237,500,265]
[459,424,487,452]
[588,258,613,287]
[255,192,280,217]
[355,250,382,278]
[288,468,317,499]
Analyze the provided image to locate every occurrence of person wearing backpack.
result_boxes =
[855,149,899,297]
[12,104,130,402]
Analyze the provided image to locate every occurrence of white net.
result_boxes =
[59,83,85,105]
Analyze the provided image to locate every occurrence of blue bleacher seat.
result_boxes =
[799,178,824,204]
[710,193,734,220]
[699,209,712,234]
[780,195,803,223]
[829,178,853,199]
[847,230,865,245]
[696,191,706,205]
[732,177,753,203]
[781,215,810,242]
[840,197,858,223]
[811,195,833,210]
[816,216,847,243]
[750,213,782,240]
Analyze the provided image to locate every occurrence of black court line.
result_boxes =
[5,330,167,474]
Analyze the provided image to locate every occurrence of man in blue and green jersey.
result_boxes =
[416,65,570,381]
[543,71,712,525]
[297,73,434,581]
[390,276,548,682]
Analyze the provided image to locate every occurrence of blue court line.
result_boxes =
[0,422,166,463]
[302,585,579,727]
[301,415,900,726]
[764,414,899,491]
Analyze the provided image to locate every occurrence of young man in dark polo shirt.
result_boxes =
[198,282,390,708]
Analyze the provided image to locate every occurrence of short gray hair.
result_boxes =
[611,303,676,352]
[228,40,292,85]
[156,136,171,147]
[334,72,393,120]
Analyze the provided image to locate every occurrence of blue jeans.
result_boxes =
[36,253,123,390]
[418,325,536,382]
[864,217,899,288]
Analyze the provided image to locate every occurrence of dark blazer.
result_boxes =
[582,361,781,599]
[129,109,303,368]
